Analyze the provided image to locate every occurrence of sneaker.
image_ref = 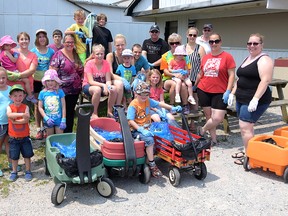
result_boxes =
[9,163,21,172]
[175,94,181,103]
[25,171,33,181]
[35,130,43,140]
[183,105,190,115]
[149,165,163,177]
[42,129,48,139]
[188,96,196,105]
[0,169,3,177]
[26,95,38,104]
[9,172,18,182]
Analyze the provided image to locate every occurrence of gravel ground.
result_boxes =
[1,107,288,216]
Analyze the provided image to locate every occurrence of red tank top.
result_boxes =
[8,103,30,138]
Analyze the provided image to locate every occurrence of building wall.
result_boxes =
[0,0,153,50]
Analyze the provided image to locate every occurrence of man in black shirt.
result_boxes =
[142,24,169,72]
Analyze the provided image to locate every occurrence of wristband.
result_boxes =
[61,118,66,123]
[44,116,49,121]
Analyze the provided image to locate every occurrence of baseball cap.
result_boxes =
[36,29,47,36]
[150,24,160,32]
[122,49,133,57]
[9,84,25,95]
[134,81,150,94]
[203,24,213,30]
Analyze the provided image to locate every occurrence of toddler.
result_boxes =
[38,69,66,136]
[168,45,196,105]
[0,35,37,103]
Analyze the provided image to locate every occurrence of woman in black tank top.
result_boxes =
[228,33,274,165]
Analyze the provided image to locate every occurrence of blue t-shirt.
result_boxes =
[38,89,65,125]
[115,64,137,83]
[135,56,150,73]
[0,86,11,124]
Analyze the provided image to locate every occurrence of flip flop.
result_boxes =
[231,151,245,159]
[234,158,244,165]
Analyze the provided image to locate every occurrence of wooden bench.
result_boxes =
[173,110,204,127]
[223,99,288,134]
[78,91,108,105]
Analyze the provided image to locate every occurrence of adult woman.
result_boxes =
[228,33,273,165]
[160,33,189,114]
[50,34,84,133]
[83,44,122,118]
[195,33,236,145]
[7,32,38,92]
[31,29,55,139]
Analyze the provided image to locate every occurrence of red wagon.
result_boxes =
[154,124,211,187]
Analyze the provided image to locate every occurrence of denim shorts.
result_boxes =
[236,101,269,123]
[132,131,154,147]
[83,84,104,97]
[9,136,34,160]
[0,124,8,139]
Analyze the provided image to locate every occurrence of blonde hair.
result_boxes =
[250,33,264,44]
[168,33,182,44]
[85,44,105,64]
[114,34,126,45]
[74,9,86,18]
[186,27,199,35]
[147,69,163,89]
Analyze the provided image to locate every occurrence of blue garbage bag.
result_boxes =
[150,122,174,141]
[93,127,123,141]
[52,140,76,158]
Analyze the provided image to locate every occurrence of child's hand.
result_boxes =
[85,38,92,44]
[121,78,131,91]
[44,116,54,127]
[22,113,30,121]
[171,105,182,113]
[137,127,154,137]
[180,70,188,76]
[13,51,20,59]
[75,31,85,38]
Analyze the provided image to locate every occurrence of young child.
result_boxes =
[65,9,91,64]
[38,69,66,136]
[168,45,196,105]
[0,35,37,104]
[0,67,11,177]
[115,49,137,107]
[48,29,64,52]
[147,69,180,128]
[7,84,34,182]
[127,81,182,177]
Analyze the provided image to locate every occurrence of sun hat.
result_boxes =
[150,24,160,32]
[0,35,17,49]
[203,24,213,30]
[36,29,47,36]
[173,45,187,56]
[9,84,25,95]
[42,69,62,86]
[122,49,133,57]
[134,81,150,94]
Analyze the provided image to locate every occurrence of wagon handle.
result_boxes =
[76,103,94,118]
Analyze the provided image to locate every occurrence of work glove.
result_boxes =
[222,90,231,104]
[180,70,188,76]
[192,85,197,92]
[137,127,154,137]
[13,51,20,58]
[227,93,234,106]
[171,69,182,73]
[148,62,154,68]
[171,105,182,113]
[44,116,54,127]
[85,38,92,44]
[156,109,167,120]
[59,118,66,130]
[7,71,21,81]
[248,97,259,112]
[75,31,85,38]
[121,78,131,91]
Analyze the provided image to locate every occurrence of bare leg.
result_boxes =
[45,127,55,136]
[22,78,33,97]
[24,158,31,171]
[180,82,188,104]
[89,86,101,119]
[146,145,154,161]
[0,135,11,164]
[164,80,176,105]
[55,127,64,134]
[107,87,117,116]
[174,78,181,95]
[239,120,254,151]
[34,93,42,129]
[185,79,193,97]
[112,80,123,104]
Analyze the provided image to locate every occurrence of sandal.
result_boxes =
[150,165,163,177]
[234,158,244,165]
[231,151,245,159]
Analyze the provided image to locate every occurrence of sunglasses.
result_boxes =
[150,31,159,34]
[209,39,221,45]
[188,34,197,37]
[247,42,261,46]
[169,42,180,46]
[203,29,211,32]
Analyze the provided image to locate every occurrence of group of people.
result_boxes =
[0,7,274,181]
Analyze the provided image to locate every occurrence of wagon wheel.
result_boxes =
[51,183,66,205]
[194,162,207,180]
[96,177,115,198]
[139,164,151,184]
[168,166,181,187]
[283,167,288,183]
[243,157,252,171]
[43,157,50,176]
